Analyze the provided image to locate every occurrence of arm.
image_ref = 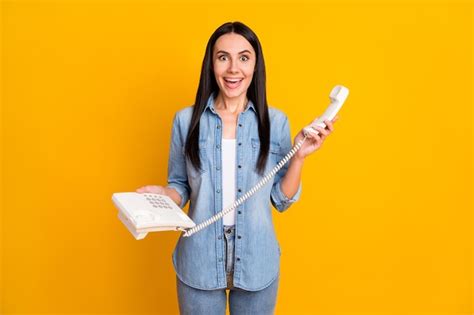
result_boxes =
[136,112,191,207]
[270,116,303,212]
[280,155,304,199]
[280,115,339,200]
[165,112,191,208]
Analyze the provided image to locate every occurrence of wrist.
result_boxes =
[164,186,183,207]
[292,155,305,164]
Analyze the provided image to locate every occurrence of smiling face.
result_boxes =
[212,33,256,99]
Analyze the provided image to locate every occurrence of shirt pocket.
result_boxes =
[183,139,209,176]
[251,138,281,174]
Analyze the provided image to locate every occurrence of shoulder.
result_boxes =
[172,106,195,135]
[268,106,291,144]
[268,106,289,125]
[174,106,194,124]
[170,106,194,142]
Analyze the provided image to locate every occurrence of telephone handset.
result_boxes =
[112,85,349,239]
[303,85,349,137]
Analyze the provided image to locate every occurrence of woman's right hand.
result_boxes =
[136,185,166,195]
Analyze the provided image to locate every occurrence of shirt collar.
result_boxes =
[205,92,257,114]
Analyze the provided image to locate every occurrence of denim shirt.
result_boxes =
[167,92,302,291]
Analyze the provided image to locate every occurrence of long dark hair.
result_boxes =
[184,21,270,175]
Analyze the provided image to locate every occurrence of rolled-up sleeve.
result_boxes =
[166,113,190,208]
[270,115,302,212]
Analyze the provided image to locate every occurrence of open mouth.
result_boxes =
[223,78,243,89]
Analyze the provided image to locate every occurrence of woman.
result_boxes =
[136,21,338,315]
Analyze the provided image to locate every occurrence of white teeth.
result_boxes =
[224,78,242,83]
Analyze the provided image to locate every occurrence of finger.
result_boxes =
[305,134,319,146]
[316,131,324,143]
[310,131,321,141]
[306,128,320,139]
[332,116,339,123]
[314,126,329,137]
[309,132,320,141]
[315,134,322,145]
[324,120,334,132]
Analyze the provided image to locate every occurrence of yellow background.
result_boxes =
[1,0,472,314]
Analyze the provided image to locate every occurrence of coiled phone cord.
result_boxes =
[178,132,311,237]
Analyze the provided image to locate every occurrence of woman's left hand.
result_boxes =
[293,116,339,160]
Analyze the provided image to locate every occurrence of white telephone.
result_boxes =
[112,85,349,240]
[113,192,196,240]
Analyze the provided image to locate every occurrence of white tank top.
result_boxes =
[221,138,236,226]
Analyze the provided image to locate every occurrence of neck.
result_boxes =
[214,92,248,114]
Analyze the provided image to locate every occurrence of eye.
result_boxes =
[240,55,250,61]
[218,55,227,61]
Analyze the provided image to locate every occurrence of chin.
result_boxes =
[224,90,245,99]
[221,85,249,98]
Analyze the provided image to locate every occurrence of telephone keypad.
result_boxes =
[144,194,173,210]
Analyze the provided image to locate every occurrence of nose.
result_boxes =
[227,58,239,73]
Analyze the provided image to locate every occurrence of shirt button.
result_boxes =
[238,165,242,169]
[218,235,222,240]
[219,258,223,262]
[239,124,242,127]
[216,166,221,170]
[237,235,241,239]
[236,257,240,261]
[238,189,242,193]
[238,142,242,146]
[238,211,242,214]
[216,144,220,149]
[217,125,220,129]
[217,189,220,193]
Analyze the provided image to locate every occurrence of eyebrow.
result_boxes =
[216,50,252,55]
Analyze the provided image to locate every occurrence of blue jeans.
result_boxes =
[176,225,280,315]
